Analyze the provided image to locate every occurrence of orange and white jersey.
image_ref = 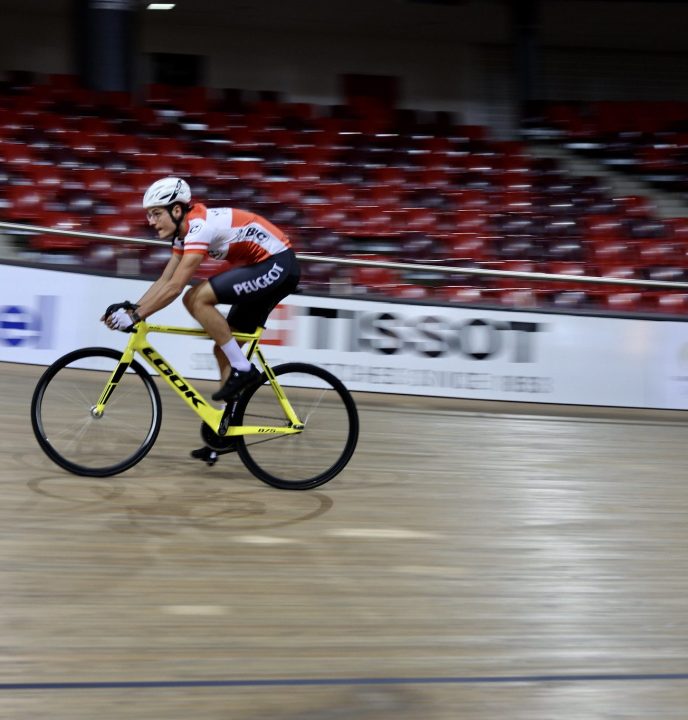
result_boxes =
[172,204,292,265]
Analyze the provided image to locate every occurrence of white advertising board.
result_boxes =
[1,263,686,409]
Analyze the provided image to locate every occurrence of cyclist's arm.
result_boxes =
[135,253,180,308]
[135,252,205,320]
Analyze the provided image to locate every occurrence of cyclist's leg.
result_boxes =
[183,282,232,348]
[183,280,251,392]
[223,252,300,338]
[187,253,299,461]
[207,252,299,402]
[184,250,297,362]
[213,342,230,384]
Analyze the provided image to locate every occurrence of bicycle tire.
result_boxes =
[233,362,359,490]
[31,347,163,477]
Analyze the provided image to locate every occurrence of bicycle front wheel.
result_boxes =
[234,362,359,490]
[31,347,162,477]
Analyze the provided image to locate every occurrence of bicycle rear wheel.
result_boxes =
[31,347,162,477]
[234,362,358,490]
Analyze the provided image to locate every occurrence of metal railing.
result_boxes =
[2,220,688,291]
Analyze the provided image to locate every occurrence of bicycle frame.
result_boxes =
[94,321,303,438]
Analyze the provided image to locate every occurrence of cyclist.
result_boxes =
[102,176,300,459]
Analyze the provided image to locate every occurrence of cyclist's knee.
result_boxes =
[182,285,197,311]
[185,282,217,313]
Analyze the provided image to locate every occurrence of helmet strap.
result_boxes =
[167,203,188,239]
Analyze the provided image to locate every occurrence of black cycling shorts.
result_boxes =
[208,249,300,332]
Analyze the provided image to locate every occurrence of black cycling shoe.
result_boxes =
[211,365,260,402]
[190,446,220,466]
[191,436,239,466]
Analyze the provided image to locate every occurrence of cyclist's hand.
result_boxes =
[102,301,139,330]
[102,300,138,320]
[106,308,134,331]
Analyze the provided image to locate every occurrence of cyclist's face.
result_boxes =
[146,207,176,238]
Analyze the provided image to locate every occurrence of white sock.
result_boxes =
[220,338,251,372]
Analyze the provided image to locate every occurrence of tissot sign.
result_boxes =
[300,306,545,361]
[1,263,686,409]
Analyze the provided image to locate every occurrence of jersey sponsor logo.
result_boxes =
[233,262,285,295]
[236,223,276,245]
[0,296,56,348]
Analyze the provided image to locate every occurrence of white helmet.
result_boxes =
[142,177,192,209]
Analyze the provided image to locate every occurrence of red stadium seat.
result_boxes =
[544,239,585,261]
[92,215,146,238]
[657,293,688,313]
[387,283,433,300]
[445,234,488,262]
[304,204,348,233]
[5,185,46,221]
[27,165,65,189]
[591,241,637,267]
[82,168,115,197]
[300,261,342,291]
[549,289,596,308]
[613,194,654,218]
[367,185,402,208]
[493,260,537,289]
[496,286,539,308]
[402,207,437,234]
[543,261,589,292]
[350,261,399,290]
[584,215,625,242]
[261,179,303,206]
[225,158,263,182]
[319,183,355,205]
[371,166,405,186]
[135,153,177,176]
[667,218,688,243]
[600,265,638,280]
[356,205,395,236]
[637,240,684,266]
[607,291,647,311]
[442,286,484,304]
[83,243,119,272]
[645,266,685,283]
[183,156,220,180]
[0,141,36,166]
[30,214,88,251]
[110,134,143,156]
[597,266,639,298]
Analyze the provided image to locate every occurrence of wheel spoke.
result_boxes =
[31,349,162,477]
[235,363,358,490]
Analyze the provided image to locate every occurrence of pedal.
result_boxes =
[190,446,219,466]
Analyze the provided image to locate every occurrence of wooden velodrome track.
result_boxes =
[1,359,687,719]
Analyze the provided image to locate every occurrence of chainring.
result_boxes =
[200,422,238,452]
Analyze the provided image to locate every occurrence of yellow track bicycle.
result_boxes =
[30,321,359,490]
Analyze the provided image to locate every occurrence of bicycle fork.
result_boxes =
[93,338,224,431]
[92,348,135,418]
